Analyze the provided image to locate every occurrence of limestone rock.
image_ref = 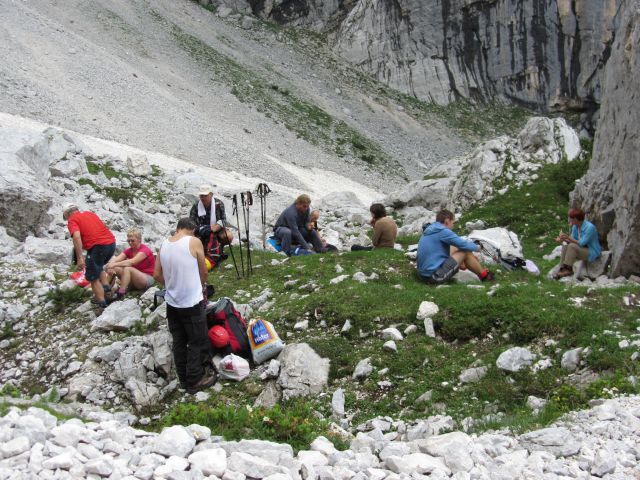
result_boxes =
[23,236,71,264]
[125,378,161,409]
[334,1,615,112]
[152,426,196,458]
[92,299,142,332]
[571,0,640,277]
[127,154,153,176]
[496,347,534,372]
[416,301,439,321]
[277,343,329,401]
[352,358,373,380]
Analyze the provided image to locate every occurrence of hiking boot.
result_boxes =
[186,374,216,394]
[481,271,495,282]
[555,267,574,279]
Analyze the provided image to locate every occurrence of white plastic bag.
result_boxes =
[219,353,250,381]
[525,259,540,275]
[247,318,284,364]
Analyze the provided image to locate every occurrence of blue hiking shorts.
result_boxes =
[85,243,116,281]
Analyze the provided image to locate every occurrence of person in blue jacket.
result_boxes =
[417,209,494,283]
[554,207,602,279]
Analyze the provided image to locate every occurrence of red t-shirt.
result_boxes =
[67,211,115,250]
[124,244,155,276]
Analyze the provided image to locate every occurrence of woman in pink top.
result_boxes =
[105,228,156,300]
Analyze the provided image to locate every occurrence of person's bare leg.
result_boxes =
[128,268,151,290]
[450,246,467,270]
[91,279,105,302]
[119,267,132,290]
[462,252,485,277]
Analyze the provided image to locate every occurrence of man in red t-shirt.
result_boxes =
[63,204,116,308]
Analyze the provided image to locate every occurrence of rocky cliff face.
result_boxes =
[572,0,640,277]
[334,0,618,117]
[234,0,619,124]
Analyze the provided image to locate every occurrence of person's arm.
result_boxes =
[285,208,311,249]
[212,200,226,233]
[443,229,479,252]
[153,247,164,285]
[561,225,580,245]
[108,251,147,269]
[71,231,85,270]
[577,224,597,248]
[105,252,128,270]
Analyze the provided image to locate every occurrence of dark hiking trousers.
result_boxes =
[275,227,325,255]
[167,303,210,387]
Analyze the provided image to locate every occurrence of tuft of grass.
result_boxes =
[45,286,91,313]
[161,399,348,452]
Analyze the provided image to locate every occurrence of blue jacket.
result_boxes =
[571,220,601,262]
[417,222,479,277]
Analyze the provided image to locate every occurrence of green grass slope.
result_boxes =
[158,152,640,448]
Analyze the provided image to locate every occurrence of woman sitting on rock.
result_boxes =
[105,228,156,300]
[554,208,602,279]
[351,203,398,251]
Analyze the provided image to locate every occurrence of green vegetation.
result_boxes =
[82,157,167,205]
[163,399,348,452]
[150,147,640,443]
[45,286,91,313]
[456,149,591,263]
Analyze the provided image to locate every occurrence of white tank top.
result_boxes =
[159,236,202,308]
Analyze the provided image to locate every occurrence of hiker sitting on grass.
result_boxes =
[351,203,398,251]
[417,209,494,283]
[105,228,156,300]
[553,207,602,279]
[274,194,326,256]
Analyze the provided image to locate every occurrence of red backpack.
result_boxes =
[205,297,252,361]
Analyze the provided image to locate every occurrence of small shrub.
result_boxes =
[162,400,347,452]
[46,287,90,313]
[548,384,587,412]
[0,384,21,398]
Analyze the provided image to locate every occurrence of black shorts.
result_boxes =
[85,243,116,281]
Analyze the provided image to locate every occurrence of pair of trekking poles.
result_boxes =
[225,183,271,279]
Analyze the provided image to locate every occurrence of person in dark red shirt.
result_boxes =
[63,204,116,308]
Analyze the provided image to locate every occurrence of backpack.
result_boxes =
[205,297,252,360]
[476,240,525,271]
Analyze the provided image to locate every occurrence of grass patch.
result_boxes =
[190,242,640,435]
[161,398,348,452]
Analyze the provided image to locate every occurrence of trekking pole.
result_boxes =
[221,219,241,279]
[256,183,271,249]
[241,192,253,276]
[233,194,245,277]
[245,191,253,275]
